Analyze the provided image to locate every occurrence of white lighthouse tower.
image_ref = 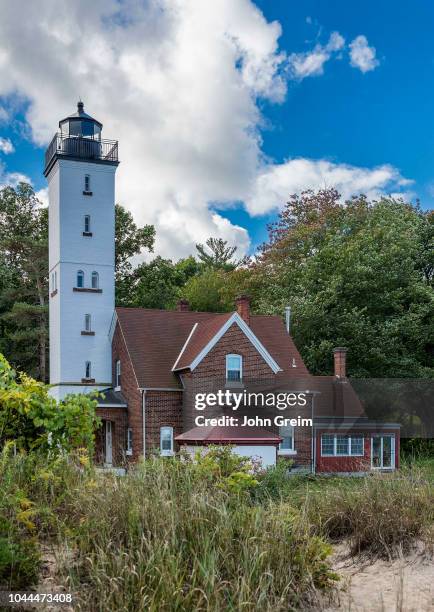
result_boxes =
[44,102,119,401]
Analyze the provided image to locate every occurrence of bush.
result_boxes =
[306,468,434,557]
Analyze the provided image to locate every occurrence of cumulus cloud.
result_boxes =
[245,158,412,216]
[349,35,379,73]
[0,136,14,154]
[0,2,398,259]
[0,160,30,188]
[0,0,291,258]
[288,31,345,79]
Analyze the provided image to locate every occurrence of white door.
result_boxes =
[371,435,395,469]
[105,421,113,466]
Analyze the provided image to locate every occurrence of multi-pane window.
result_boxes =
[115,360,121,389]
[91,271,99,289]
[77,270,84,288]
[321,434,364,457]
[279,425,294,451]
[84,215,91,233]
[84,314,91,332]
[336,435,349,455]
[321,434,335,456]
[126,428,133,455]
[84,174,90,192]
[160,426,174,456]
[226,354,242,382]
[85,361,91,379]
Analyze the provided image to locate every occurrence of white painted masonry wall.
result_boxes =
[48,158,116,401]
[184,445,277,468]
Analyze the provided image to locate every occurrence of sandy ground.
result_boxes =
[325,543,434,612]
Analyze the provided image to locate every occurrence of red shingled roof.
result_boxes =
[115,307,308,389]
[176,426,282,445]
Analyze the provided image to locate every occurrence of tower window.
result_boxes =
[77,270,84,288]
[84,314,91,332]
[226,354,242,382]
[84,175,90,192]
[85,361,91,379]
[51,271,57,292]
[115,359,121,389]
[91,271,99,289]
[84,215,91,233]
[160,426,174,456]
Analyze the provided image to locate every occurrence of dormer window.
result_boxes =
[115,359,121,390]
[226,354,242,382]
[91,271,99,289]
[77,270,84,288]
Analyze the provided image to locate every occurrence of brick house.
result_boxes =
[44,103,399,474]
[98,295,400,474]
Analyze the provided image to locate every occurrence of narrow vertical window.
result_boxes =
[54,270,57,291]
[160,427,174,456]
[84,174,90,192]
[226,354,242,382]
[115,359,121,389]
[84,314,91,332]
[126,428,133,455]
[279,425,294,452]
[77,270,84,288]
[84,215,91,233]
[85,361,91,379]
[91,271,99,289]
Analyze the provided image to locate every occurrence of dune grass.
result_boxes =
[0,448,433,609]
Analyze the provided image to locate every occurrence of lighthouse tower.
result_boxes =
[44,102,119,401]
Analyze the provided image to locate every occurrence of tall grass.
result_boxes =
[305,468,434,558]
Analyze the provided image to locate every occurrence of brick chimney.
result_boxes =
[176,299,190,312]
[333,347,347,378]
[236,295,250,326]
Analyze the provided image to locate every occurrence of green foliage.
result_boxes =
[253,190,434,379]
[0,353,100,454]
[120,255,200,308]
[196,236,248,270]
[114,203,155,303]
[0,183,48,381]
[191,445,260,493]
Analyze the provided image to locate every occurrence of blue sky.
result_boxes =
[0,0,433,257]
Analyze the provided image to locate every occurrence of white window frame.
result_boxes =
[77,270,84,288]
[126,428,133,456]
[84,314,91,332]
[226,354,242,382]
[91,271,99,289]
[278,425,296,455]
[115,359,121,391]
[160,426,174,456]
[85,361,91,380]
[321,434,364,457]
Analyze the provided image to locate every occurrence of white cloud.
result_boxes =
[245,158,412,216]
[0,0,293,258]
[349,35,379,73]
[288,31,345,79]
[0,160,30,188]
[0,136,14,154]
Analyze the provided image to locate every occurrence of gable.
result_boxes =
[173,312,282,374]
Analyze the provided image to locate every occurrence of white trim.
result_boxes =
[160,426,174,456]
[97,403,127,408]
[177,313,281,374]
[371,434,395,470]
[172,323,198,371]
[108,311,118,342]
[115,359,121,389]
[226,354,242,382]
[321,434,364,457]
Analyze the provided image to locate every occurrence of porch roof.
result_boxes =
[176,426,282,445]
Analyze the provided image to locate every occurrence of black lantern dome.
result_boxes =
[44,101,118,177]
[59,101,102,139]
